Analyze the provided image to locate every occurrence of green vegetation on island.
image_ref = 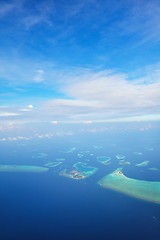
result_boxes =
[60,162,98,180]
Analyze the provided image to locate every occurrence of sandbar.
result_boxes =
[149,168,159,171]
[32,153,48,159]
[62,147,76,153]
[0,165,49,173]
[135,161,149,167]
[116,155,125,160]
[44,162,63,167]
[134,152,143,155]
[93,145,103,149]
[103,161,111,165]
[56,158,65,161]
[145,147,154,151]
[98,168,160,204]
[119,161,130,165]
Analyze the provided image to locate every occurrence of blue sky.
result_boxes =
[0,0,160,124]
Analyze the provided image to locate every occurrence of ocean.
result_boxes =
[0,123,160,240]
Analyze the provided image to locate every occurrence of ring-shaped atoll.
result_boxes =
[116,155,125,160]
[97,156,111,164]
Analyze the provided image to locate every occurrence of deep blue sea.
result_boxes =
[0,125,160,240]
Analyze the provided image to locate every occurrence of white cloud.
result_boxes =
[28,105,34,109]
[0,138,7,141]
[84,121,92,124]
[0,136,32,141]
[17,136,32,140]
[1,65,160,123]
[20,105,35,112]
[0,58,47,84]
[51,121,58,124]
[20,109,32,112]
[0,112,21,117]
[37,68,160,122]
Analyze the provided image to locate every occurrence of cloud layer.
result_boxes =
[40,70,160,122]
[1,67,160,123]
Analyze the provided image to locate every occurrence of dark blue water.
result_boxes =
[0,128,160,240]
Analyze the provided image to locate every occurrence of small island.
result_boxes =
[60,169,85,179]
[60,162,98,180]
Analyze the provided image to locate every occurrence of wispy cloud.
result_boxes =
[0,0,22,18]
[22,0,55,29]
[0,58,53,85]
[1,0,160,46]
[0,0,54,29]
[96,0,160,48]
[33,70,45,83]
[122,0,160,44]
[19,105,35,112]
[0,112,21,117]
